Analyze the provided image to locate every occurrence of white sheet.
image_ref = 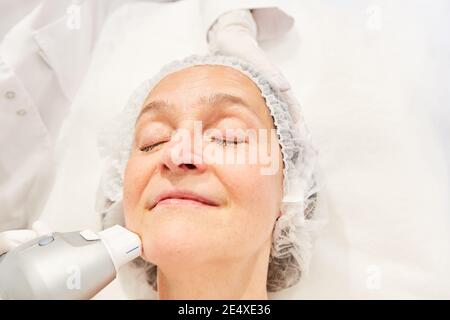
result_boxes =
[40,0,450,299]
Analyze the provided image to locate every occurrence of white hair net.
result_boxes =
[96,54,322,294]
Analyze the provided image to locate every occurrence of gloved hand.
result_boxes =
[208,9,291,92]
[208,9,304,124]
[0,221,52,256]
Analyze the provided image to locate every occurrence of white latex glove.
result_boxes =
[208,9,305,125]
[0,221,52,256]
[208,9,291,92]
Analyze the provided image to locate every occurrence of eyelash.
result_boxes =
[139,141,167,153]
[209,137,246,146]
[139,137,245,153]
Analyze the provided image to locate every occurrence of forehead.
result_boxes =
[148,65,260,100]
[141,65,273,126]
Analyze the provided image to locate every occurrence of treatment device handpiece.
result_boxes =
[0,225,141,299]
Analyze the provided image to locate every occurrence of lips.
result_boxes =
[149,190,219,210]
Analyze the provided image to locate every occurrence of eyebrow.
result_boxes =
[135,93,261,126]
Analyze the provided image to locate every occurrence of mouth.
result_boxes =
[149,190,220,210]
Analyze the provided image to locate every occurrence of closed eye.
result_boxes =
[210,137,246,146]
[139,136,246,152]
[139,140,168,153]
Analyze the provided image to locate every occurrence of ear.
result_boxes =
[276,210,282,220]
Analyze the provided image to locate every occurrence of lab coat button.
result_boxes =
[5,91,15,99]
[16,109,27,116]
[38,235,55,246]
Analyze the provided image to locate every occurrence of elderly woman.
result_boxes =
[97,55,319,299]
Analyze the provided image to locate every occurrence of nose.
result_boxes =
[159,127,207,174]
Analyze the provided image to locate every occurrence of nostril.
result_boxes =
[182,163,196,170]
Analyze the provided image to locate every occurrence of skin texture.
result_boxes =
[123,65,284,299]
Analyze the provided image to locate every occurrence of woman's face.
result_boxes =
[123,65,284,268]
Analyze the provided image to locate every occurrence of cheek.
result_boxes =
[213,162,282,259]
[219,155,283,231]
[123,156,152,218]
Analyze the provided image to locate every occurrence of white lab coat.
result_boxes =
[0,0,294,231]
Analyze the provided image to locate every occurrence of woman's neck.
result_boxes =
[156,241,271,300]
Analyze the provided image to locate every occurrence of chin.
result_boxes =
[140,214,217,266]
